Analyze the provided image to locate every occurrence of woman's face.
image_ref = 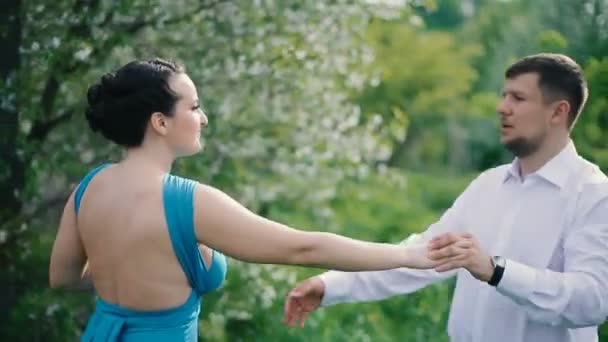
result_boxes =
[165,73,208,157]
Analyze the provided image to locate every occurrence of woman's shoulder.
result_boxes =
[164,173,201,189]
[80,162,114,180]
[74,163,115,213]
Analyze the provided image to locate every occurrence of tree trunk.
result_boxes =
[0,0,23,327]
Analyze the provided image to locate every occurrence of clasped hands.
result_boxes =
[283,232,496,329]
[428,232,494,282]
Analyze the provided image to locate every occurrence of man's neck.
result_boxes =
[518,135,570,177]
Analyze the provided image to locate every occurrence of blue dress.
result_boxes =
[74,164,227,341]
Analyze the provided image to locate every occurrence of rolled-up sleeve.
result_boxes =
[496,197,608,327]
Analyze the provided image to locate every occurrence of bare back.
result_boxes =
[77,164,193,310]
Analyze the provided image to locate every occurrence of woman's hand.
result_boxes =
[401,236,438,269]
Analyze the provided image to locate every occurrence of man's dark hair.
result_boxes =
[85,58,185,147]
[505,53,588,128]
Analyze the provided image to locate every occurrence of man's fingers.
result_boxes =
[429,233,457,249]
[283,289,305,327]
[283,278,323,329]
[285,304,302,327]
[283,292,296,318]
[428,239,472,260]
[298,311,310,328]
[289,304,308,329]
[434,258,466,272]
[429,232,474,250]
[435,262,455,272]
[431,252,469,266]
[456,239,473,248]
[433,248,472,271]
[428,245,456,259]
[282,300,295,327]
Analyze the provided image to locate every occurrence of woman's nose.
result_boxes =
[200,112,208,128]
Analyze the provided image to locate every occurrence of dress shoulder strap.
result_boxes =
[74,164,112,216]
[162,175,227,297]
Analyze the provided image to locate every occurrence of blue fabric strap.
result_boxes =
[81,290,200,342]
[162,174,227,297]
[74,164,111,216]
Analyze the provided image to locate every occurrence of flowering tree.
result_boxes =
[1,0,429,340]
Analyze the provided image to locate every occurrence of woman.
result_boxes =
[49,58,436,341]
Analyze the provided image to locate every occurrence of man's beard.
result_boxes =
[503,135,544,158]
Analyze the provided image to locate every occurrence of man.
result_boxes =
[283,53,608,342]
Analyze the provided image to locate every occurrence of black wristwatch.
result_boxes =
[488,256,506,287]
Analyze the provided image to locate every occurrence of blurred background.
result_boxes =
[1,0,607,341]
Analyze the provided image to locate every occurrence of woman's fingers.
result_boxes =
[428,238,473,260]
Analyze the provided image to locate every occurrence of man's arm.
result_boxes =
[430,194,608,328]
[318,173,487,307]
[319,235,457,306]
[494,196,608,327]
[283,173,486,327]
[283,237,458,328]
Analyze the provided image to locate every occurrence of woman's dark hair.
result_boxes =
[85,58,185,147]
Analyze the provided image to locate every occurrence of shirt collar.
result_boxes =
[504,159,522,183]
[503,140,579,188]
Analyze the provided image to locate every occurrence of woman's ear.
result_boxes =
[150,112,168,135]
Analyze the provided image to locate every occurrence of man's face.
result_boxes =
[496,72,558,157]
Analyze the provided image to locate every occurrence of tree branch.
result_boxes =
[0,0,24,216]
[40,76,59,117]
[30,0,102,142]
[28,110,74,142]
[123,0,228,33]
[28,0,227,147]
[0,190,70,232]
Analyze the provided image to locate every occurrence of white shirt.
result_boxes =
[320,141,608,342]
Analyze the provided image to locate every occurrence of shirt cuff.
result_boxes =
[318,271,352,307]
[495,258,537,302]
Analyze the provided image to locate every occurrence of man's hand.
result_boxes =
[428,232,494,282]
[283,276,325,328]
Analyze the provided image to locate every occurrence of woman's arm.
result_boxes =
[194,184,434,271]
[49,190,92,290]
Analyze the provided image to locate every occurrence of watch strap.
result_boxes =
[488,257,505,287]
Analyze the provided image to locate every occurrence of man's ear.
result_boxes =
[150,112,168,135]
[551,100,571,126]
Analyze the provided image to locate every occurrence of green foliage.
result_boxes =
[537,30,569,52]
[5,289,93,342]
[4,167,468,341]
[195,169,470,341]
[572,57,608,170]
[3,0,608,340]
[354,16,484,170]
[535,0,608,62]
[416,0,465,30]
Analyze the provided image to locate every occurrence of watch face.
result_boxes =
[492,256,506,268]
